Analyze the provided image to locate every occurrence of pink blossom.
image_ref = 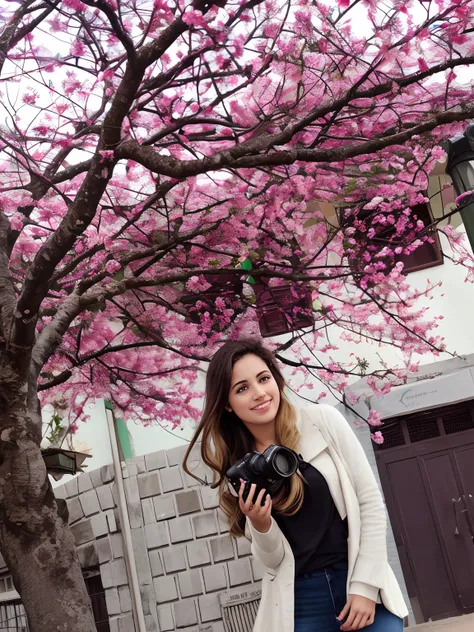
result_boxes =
[43,62,57,73]
[99,150,115,163]
[371,432,384,445]
[186,276,212,293]
[105,260,121,274]
[63,0,86,9]
[9,214,23,231]
[33,125,51,136]
[182,10,206,27]
[367,410,383,427]
[71,41,86,57]
[62,72,82,95]
[418,57,430,73]
[58,137,73,149]
[264,23,280,38]
[22,92,39,106]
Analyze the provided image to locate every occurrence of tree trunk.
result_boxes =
[0,397,96,631]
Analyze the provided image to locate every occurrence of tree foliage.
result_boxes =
[1,0,474,432]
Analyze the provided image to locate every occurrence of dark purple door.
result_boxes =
[387,454,460,621]
[374,402,474,623]
[422,449,474,610]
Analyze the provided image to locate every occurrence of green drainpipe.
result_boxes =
[104,401,133,460]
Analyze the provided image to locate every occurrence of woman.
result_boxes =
[183,338,408,632]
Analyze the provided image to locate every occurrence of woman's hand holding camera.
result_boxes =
[239,479,272,533]
[337,595,376,631]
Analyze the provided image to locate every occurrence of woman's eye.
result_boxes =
[236,376,269,393]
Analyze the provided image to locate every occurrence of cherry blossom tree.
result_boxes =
[1,0,474,629]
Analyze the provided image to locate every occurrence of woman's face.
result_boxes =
[227,353,281,429]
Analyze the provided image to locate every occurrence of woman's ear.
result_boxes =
[225,404,232,412]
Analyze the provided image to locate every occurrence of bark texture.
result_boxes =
[0,350,96,632]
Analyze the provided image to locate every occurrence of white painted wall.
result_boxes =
[45,398,198,486]
[318,228,474,376]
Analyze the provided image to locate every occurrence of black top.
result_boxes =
[273,460,348,577]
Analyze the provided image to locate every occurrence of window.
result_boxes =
[394,203,443,273]
[84,570,110,632]
[374,402,474,451]
[0,574,20,603]
[342,200,443,276]
[0,577,14,596]
[180,273,243,327]
[180,273,315,338]
[0,575,27,632]
[255,283,314,338]
[0,601,29,632]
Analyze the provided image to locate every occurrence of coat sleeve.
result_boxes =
[247,517,285,570]
[320,405,386,602]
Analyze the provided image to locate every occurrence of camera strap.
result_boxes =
[296,453,309,486]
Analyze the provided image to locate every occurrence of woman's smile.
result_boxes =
[252,399,272,412]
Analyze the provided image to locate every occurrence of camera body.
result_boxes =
[226,444,300,504]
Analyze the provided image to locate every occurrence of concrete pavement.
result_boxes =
[406,613,474,631]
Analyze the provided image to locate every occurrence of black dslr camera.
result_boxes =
[226,445,300,504]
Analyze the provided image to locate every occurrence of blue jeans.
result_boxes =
[294,562,404,632]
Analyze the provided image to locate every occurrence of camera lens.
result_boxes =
[274,452,292,475]
[271,448,298,477]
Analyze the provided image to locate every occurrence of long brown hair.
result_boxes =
[183,338,304,537]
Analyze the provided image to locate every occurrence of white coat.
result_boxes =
[246,404,409,632]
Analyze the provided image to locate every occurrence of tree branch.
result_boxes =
[117,106,474,177]
[50,159,94,184]
[37,370,72,392]
[0,212,16,338]
[73,340,210,367]
[31,290,82,377]
[80,0,136,61]
[0,1,57,76]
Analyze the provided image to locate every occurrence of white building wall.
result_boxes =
[318,230,474,379]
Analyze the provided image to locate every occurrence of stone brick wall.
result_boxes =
[54,462,141,632]
[54,425,413,631]
[55,443,264,632]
